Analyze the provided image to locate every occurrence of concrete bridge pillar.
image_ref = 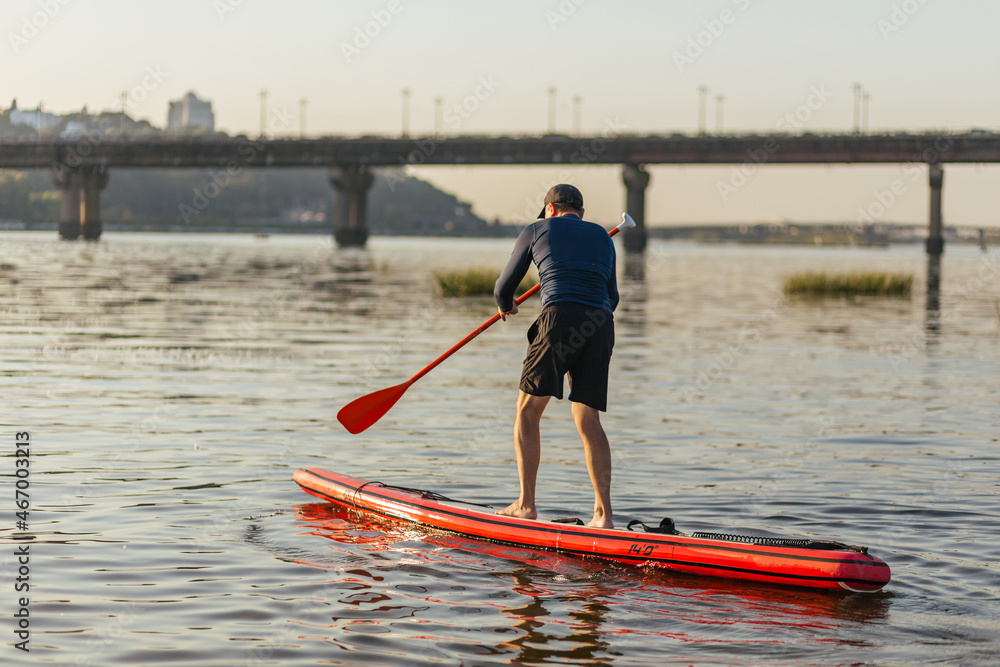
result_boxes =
[622,164,650,253]
[51,166,83,240]
[925,163,944,323]
[81,167,110,240]
[926,163,944,256]
[329,166,374,247]
[50,165,110,240]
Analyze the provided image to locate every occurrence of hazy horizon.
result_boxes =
[4,0,999,227]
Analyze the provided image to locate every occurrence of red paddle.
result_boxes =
[337,213,637,434]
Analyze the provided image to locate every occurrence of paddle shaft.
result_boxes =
[407,222,626,386]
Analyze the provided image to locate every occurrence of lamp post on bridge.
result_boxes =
[853,83,870,135]
[259,90,267,139]
[120,91,127,137]
[402,88,411,138]
[862,90,870,134]
[853,83,861,134]
[547,86,557,134]
[698,86,708,135]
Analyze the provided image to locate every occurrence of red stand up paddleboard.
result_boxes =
[293,468,891,592]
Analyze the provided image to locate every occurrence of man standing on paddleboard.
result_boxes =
[494,184,619,529]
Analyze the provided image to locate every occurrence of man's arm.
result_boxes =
[607,244,619,312]
[495,226,534,315]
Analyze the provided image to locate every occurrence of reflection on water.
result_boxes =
[623,249,647,283]
[615,250,648,340]
[496,570,614,665]
[2,232,998,665]
[291,502,894,665]
[925,251,942,333]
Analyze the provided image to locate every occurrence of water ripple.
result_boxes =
[2,233,998,664]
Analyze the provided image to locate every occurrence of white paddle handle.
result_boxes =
[617,213,636,231]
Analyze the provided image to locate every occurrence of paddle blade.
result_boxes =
[337,381,412,434]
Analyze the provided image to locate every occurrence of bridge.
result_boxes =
[2,132,998,253]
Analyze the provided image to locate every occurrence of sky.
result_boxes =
[4,0,999,227]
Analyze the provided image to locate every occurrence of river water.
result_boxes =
[1,231,998,666]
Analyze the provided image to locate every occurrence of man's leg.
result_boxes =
[496,391,550,519]
[571,401,613,528]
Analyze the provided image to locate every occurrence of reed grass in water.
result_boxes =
[435,267,536,298]
[784,270,913,298]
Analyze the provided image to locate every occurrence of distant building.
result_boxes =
[7,99,60,131]
[61,120,90,138]
[167,92,215,134]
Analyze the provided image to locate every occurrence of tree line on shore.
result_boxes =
[0,168,509,235]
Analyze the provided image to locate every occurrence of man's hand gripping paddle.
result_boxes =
[337,213,637,434]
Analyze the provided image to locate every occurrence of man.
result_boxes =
[493,184,619,529]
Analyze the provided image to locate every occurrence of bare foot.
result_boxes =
[586,514,614,529]
[496,501,537,520]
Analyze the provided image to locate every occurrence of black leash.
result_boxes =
[367,481,495,510]
[626,517,681,535]
[626,517,868,553]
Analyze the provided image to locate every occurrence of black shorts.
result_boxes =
[519,303,614,411]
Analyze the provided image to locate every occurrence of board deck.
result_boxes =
[293,467,891,592]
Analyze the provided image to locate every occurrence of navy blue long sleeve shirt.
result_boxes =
[494,214,619,313]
